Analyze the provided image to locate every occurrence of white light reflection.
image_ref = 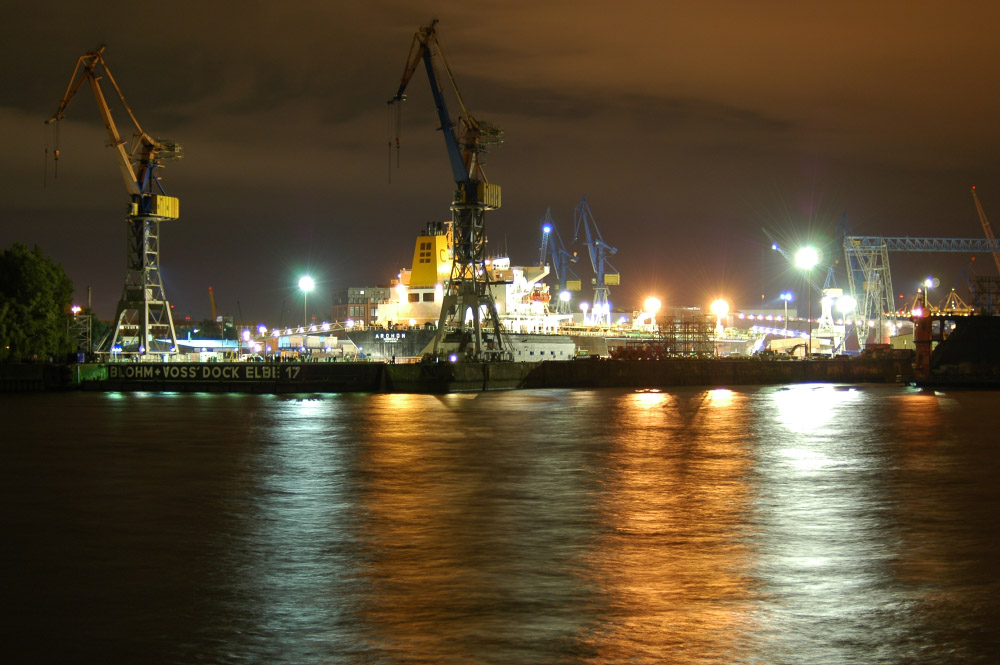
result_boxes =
[772,384,860,435]
[779,446,834,472]
[750,384,906,663]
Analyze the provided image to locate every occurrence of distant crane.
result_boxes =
[388,20,509,360]
[538,208,580,313]
[208,286,218,321]
[844,235,1000,348]
[573,196,619,326]
[971,186,1000,276]
[47,45,181,356]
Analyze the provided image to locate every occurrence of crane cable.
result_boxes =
[386,100,403,184]
[43,121,61,187]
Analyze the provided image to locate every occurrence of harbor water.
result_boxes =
[2,385,999,664]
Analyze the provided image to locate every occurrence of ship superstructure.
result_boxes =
[346,221,575,361]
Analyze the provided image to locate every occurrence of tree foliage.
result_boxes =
[0,243,74,362]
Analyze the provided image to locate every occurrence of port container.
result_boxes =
[565,280,582,291]
[605,273,620,286]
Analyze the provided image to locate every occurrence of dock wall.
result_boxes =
[525,357,913,388]
[2,357,913,394]
[0,364,70,392]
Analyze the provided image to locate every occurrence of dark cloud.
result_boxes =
[2,1,1000,323]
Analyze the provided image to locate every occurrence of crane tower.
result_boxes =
[388,20,509,360]
[538,208,580,313]
[573,196,619,326]
[48,46,181,356]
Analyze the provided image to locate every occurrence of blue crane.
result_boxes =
[388,20,508,360]
[573,196,619,326]
[538,208,580,312]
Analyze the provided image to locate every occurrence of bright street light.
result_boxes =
[710,299,729,339]
[794,247,819,271]
[643,296,661,315]
[299,275,315,327]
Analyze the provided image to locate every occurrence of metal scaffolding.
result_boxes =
[611,314,715,359]
[843,236,1000,349]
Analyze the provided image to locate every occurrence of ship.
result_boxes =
[343,221,576,362]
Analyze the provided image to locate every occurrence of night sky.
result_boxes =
[3,1,1000,325]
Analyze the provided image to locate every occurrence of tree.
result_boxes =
[0,243,74,362]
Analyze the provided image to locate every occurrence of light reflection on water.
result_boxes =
[2,385,999,664]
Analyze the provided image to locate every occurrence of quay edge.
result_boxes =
[0,357,915,394]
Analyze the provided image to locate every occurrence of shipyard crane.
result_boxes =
[538,208,580,313]
[47,45,181,356]
[538,209,553,267]
[388,20,509,360]
[971,186,1000,276]
[573,196,619,326]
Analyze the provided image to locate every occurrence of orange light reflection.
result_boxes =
[581,388,756,662]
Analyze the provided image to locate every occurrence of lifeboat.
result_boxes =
[530,289,551,303]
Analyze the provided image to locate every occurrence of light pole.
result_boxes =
[780,291,792,334]
[298,276,315,328]
[795,248,819,358]
[923,276,938,313]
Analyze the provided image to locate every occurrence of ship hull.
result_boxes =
[344,328,436,360]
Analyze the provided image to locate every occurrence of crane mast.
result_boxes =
[47,45,181,356]
[971,186,1000,277]
[573,197,619,326]
[538,208,580,313]
[389,20,509,361]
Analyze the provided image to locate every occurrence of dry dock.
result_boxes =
[2,357,916,393]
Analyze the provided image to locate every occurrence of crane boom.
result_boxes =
[573,197,618,325]
[389,20,502,204]
[538,208,579,291]
[47,45,181,219]
[971,186,1000,276]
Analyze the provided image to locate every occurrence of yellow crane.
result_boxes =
[47,45,182,355]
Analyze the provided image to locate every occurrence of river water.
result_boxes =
[2,384,999,664]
